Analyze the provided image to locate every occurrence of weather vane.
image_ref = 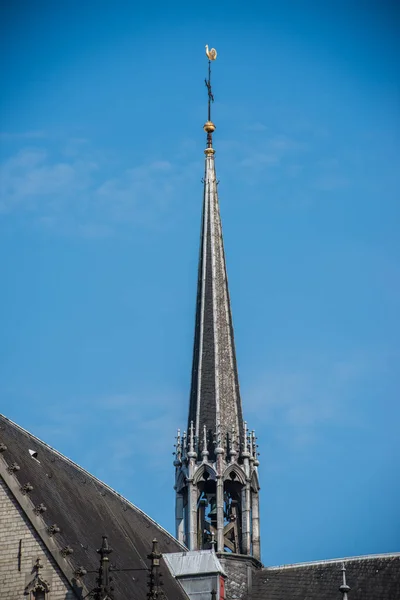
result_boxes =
[205,44,217,122]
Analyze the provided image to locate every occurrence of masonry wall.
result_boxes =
[0,477,75,600]
[218,554,258,600]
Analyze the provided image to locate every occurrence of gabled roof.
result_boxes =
[251,554,400,599]
[188,147,244,458]
[0,414,188,600]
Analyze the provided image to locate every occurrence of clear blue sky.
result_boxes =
[1,1,399,566]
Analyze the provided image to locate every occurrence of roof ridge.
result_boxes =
[264,553,400,571]
[0,414,186,551]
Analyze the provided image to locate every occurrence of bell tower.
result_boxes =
[173,47,261,561]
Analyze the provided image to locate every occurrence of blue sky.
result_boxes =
[1,1,399,566]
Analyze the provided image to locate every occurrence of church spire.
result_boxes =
[174,47,260,561]
[188,45,244,459]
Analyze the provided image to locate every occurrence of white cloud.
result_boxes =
[312,175,350,191]
[0,148,98,213]
[244,352,379,444]
[268,135,307,152]
[0,140,197,234]
[237,134,308,171]
[28,387,184,481]
[240,153,281,168]
[245,122,268,132]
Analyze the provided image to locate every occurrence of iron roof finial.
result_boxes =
[339,562,351,599]
[93,535,113,600]
[147,538,163,599]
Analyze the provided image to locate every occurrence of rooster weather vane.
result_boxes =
[205,44,217,122]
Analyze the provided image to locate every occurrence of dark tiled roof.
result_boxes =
[188,153,244,458]
[251,555,400,599]
[0,415,188,600]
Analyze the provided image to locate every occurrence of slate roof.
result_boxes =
[251,554,400,599]
[0,414,188,600]
[188,148,244,459]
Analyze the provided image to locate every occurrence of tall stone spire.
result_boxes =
[188,75,244,459]
[174,47,261,561]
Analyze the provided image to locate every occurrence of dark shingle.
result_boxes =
[251,555,400,599]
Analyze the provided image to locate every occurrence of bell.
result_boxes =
[208,497,217,518]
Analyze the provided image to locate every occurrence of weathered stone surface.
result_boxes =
[188,153,244,459]
[0,477,75,600]
[218,554,259,600]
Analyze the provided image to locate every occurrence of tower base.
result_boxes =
[216,553,262,599]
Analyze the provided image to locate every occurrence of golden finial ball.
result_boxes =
[203,121,216,133]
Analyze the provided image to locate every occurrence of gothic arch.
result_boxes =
[193,463,217,485]
[222,464,246,486]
